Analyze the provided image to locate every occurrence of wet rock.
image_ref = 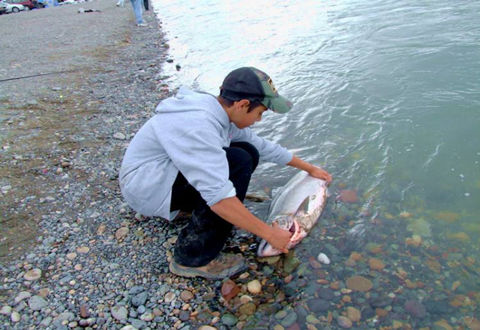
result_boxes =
[405,235,422,247]
[463,317,480,329]
[434,319,454,329]
[317,288,335,300]
[284,253,300,273]
[275,309,288,319]
[317,253,330,264]
[238,302,256,316]
[339,190,358,203]
[368,258,385,271]
[247,280,262,294]
[369,296,391,308]
[281,311,297,327]
[361,306,375,319]
[337,315,353,328]
[307,298,330,312]
[221,279,240,302]
[221,313,237,326]
[346,306,361,322]
[346,276,373,292]
[404,300,426,319]
[425,298,451,314]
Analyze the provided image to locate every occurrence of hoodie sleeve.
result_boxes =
[230,126,293,165]
[155,115,235,207]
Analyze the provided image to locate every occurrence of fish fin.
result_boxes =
[295,196,310,216]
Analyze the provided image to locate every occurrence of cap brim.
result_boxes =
[264,94,293,114]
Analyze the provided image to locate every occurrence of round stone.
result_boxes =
[11,311,21,323]
[180,290,194,302]
[221,313,238,326]
[307,298,329,312]
[111,305,128,321]
[24,268,42,281]
[337,316,353,328]
[346,307,361,322]
[238,302,256,316]
[28,295,48,311]
[113,132,126,140]
[164,292,176,303]
[346,276,373,292]
[0,306,12,315]
[247,280,262,294]
[15,291,32,304]
[76,246,90,254]
[115,227,129,241]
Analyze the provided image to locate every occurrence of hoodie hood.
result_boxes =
[155,87,227,120]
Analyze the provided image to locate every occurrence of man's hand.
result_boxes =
[266,222,293,254]
[287,156,332,185]
[307,165,332,184]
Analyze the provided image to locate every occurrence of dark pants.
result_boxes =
[170,142,259,267]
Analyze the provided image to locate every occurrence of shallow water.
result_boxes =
[152,0,479,326]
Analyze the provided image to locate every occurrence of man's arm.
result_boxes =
[287,155,332,184]
[211,196,292,253]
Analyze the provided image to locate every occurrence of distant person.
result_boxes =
[129,0,146,26]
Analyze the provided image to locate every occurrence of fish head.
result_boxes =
[257,217,307,257]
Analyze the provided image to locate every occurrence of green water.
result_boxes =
[155,0,479,326]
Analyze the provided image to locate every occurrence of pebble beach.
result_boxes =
[1,1,480,330]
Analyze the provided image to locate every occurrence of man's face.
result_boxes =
[232,101,268,129]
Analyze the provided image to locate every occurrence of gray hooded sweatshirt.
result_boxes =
[119,87,293,220]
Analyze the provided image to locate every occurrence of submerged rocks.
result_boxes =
[221,280,240,302]
[307,298,330,312]
[339,190,358,203]
[404,300,427,319]
[346,276,373,292]
[247,280,262,294]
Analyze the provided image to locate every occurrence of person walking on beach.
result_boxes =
[119,67,332,280]
[129,0,146,26]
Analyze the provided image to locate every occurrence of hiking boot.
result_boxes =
[169,253,246,280]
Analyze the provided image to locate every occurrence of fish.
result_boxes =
[257,170,328,257]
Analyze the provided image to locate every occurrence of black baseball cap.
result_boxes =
[220,67,293,114]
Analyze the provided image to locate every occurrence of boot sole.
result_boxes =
[169,260,247,280]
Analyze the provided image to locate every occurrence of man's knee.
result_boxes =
[227,142,259,172]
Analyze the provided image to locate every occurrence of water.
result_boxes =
[152,0,480,326]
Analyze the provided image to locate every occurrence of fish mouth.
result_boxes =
[257,219,304,257]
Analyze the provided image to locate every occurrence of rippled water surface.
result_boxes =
[153,0,479,327]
